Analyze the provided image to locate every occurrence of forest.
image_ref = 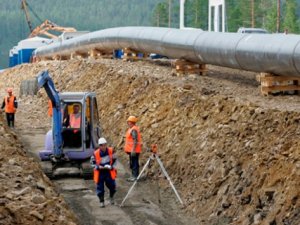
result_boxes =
[0,0,300,68]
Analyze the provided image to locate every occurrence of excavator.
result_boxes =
[21,0,77,39]
[37,70,101,178]
[29,19,77,39]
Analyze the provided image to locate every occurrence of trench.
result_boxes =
[15,98,198,225]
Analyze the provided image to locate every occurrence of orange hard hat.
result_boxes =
[7,88,13,93]
[127,116,138,123]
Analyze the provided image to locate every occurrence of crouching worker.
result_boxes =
[91,137,117,208]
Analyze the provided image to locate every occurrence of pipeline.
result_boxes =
[34,26,300,76]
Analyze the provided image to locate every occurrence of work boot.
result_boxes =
[110,197,115,205]
[109,190,116,205]
[98,195,105,208]
[100,202,105,208]
[126,177,137,182]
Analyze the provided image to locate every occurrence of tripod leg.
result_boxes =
[154,162,161,204]
[155,156,184,205]
[120,157,152,207]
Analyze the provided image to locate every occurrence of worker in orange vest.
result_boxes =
[91,137,117,208]
[0,88,18,128]
[124,116,142,182]
[63,104,81,129]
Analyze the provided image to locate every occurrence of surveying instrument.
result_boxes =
[120,144,184,207]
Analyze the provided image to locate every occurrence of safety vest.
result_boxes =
[124,125,142,153]
[70,114,81,128]
[93,147,117,184]
[4,96,16,113]
[48,100,53,117]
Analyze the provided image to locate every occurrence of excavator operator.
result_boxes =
[62,104,82,148]
[64,104,81,128]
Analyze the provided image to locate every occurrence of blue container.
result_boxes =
[16,37,50,65]
[9,50,14,67]
[13,53,18,66]
[18,48,35,64]
[113,49,123,59]
[9,57,14,67]
[9,47,19,67]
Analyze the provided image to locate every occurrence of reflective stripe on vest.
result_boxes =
[93,147,117,183]
[5,96,16,113]
[70,114,81,128]
[124,125,142,153]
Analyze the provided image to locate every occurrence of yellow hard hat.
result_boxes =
[127,116,138,123]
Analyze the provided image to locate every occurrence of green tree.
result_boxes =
[283,0,300,33]
[185,0,208,29]
[152,2,168,27]
[226,0,243,32]
[264,1,277,33]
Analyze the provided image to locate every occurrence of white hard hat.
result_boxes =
[98,137,107,145]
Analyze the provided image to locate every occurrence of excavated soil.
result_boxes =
[0,120,78,224]
[0,58,300,225]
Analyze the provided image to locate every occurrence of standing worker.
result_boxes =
[91,137,117,208]
[0,88,18,128]
[124,116,142,182]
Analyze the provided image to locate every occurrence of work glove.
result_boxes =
[104,164,112,170]
[130,151,136,157]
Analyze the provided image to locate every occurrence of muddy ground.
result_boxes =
[0,58,300,225]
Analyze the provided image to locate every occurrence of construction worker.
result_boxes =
[64,104,81,128]
[91,137,117,208]
[0,88,18,128]
[62,104,82,147]
[124,116,142,182]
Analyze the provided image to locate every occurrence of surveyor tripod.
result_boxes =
[120,144,184,207]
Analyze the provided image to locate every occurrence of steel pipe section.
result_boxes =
[35,26,300,76]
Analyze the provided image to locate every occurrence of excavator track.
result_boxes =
[41,161,54,179]
[81,160,93,179]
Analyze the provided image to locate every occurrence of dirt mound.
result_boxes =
[0,117,78,224]
[1,59,300,224]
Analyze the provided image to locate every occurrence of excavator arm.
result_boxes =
[37,70,63,159]
[29,19,77,38]
[21,1,76,39]
[20,0,33,33]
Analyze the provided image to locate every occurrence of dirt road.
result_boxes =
[16,96,198,225]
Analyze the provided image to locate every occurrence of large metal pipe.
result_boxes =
[34,27,300,76]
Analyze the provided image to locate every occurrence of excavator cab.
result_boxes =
[37,70,101,179]
[60,93,100,150]
[40,92,101,178]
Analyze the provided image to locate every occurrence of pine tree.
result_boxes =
[265,1,278,33]
[152,2,169,27]
[185,0,208,29]
[226,0,243,32]
[283,0,300,33]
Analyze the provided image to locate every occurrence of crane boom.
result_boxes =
[29,19,77,38]
[20,1,77,39]
[21,0,33,33]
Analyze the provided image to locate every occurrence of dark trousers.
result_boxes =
[129,153,140,178]
[6,113,15,127]
[96,171,116,202]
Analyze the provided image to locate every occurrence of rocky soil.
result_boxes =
[0,58,300,225]
[0,119,78,224]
